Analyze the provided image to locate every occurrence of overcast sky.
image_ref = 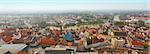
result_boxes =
[0,0,149,13]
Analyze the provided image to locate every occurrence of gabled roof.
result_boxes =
[4,51,12,54]
[0,44,27,54]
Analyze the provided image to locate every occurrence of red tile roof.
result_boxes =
[2,36,12,43]
[40,38,56,46]
[131,40,143,46]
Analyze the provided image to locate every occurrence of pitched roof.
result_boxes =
[0,44,27,54]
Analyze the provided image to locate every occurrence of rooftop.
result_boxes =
[0,44,27,54]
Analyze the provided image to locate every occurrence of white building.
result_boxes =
[113,15,120,22]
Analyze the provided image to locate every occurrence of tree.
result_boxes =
[114,22,129,26]
[64,23,76,28]
[137,21,145,26]
[38,21,47,28]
